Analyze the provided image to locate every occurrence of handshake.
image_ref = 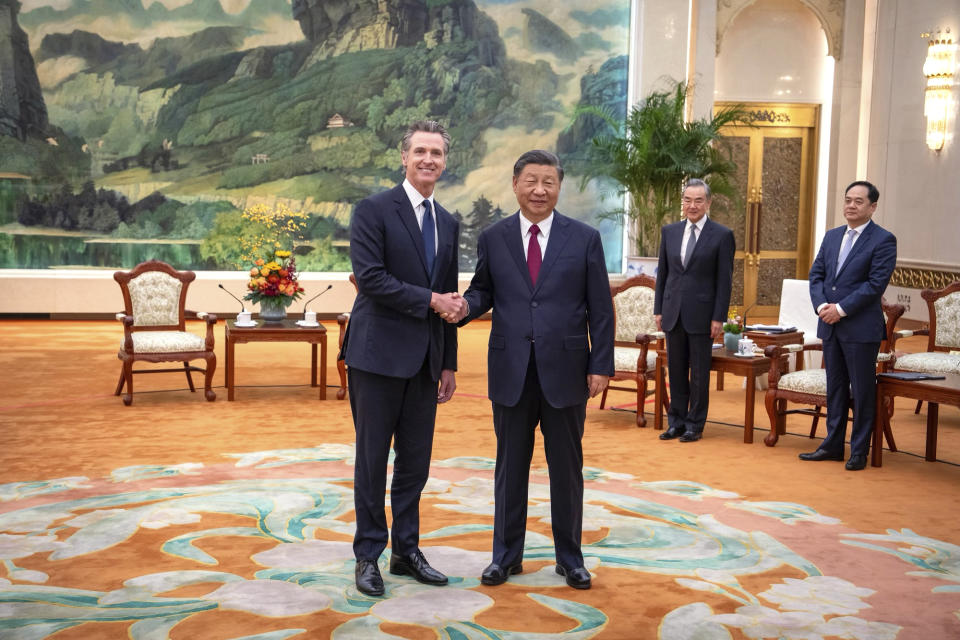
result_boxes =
[431,292,469,324]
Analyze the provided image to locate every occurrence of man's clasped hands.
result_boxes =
[430,292,469,323]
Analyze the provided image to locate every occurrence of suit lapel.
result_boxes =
[501,213,533,290]
[431,203,453,285]
[394,186,430,278]
[836,221,874,279]
[535,212,571,293]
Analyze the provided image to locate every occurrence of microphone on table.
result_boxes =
[218,283,246,311]
[302,284,333,316]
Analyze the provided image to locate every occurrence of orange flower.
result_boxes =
[255,258,264,266]
[249,267,259,276]
[279,269,288,277]
[268,275,279,284]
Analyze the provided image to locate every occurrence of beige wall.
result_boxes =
[864,0,960,272]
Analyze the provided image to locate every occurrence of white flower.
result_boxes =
[712,604,826,639]
[761,576,875,615]
[0,534,62,560]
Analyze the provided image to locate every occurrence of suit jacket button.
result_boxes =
[831,286,836,291]
[531,301,539,308]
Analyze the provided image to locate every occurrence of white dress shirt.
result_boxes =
[402,178,437,255]
[680,216,707,264]
[519,211,554,259]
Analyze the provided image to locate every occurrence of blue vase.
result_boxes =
[724,332,740,352]
[258,297,287,323]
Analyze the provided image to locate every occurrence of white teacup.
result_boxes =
[738,337,755,356]
[237,310,251,324]
[304,310,317,325]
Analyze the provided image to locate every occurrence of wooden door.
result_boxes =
[712,103,819,319]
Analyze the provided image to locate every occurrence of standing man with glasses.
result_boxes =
[456,150,614,589]
[342,120,464,596]
[654,178,735,442]
[800,180,896,471]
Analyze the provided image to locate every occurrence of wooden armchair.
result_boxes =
[762,298,905,446]
[890,281,960,413]
[114,260,217,405]
[335,273,359,400]
[598,274,669,427]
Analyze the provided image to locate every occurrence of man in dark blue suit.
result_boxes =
[458,150,614,590]
[343,121,465,596]
[654,179,735,442]
[801,180,897,470]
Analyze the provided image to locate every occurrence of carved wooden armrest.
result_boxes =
[764,345,785,386]
[116,313,134,352]
[889,327,924,350]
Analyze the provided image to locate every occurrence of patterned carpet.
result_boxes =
[2,319,960,638]
[3,443,960,639]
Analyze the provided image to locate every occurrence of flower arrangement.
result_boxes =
[244,250,304,307]
[722,307,743,335]
[237,203,309,308]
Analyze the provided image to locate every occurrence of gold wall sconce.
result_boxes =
[922,29,956,152]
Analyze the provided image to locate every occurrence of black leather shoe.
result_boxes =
[355,560,384,596]
[389,549,448,585]
[679,430,702,442]
[481,562,523,586]
[556,565,591,590]
[798,449,844,461]
[845,454,867,471]
[659,425,686,440]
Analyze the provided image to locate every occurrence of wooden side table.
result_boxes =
[225,319,327,401]
[873,372,960,466]
[654,348,789,443]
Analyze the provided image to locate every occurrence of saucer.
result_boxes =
[296,320,320,327]
[733,352,759,358]
[234,321,257,327]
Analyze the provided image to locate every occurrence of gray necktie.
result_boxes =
[682,224,697,268]
[836,228,857,274]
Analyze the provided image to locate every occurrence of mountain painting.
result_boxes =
[0,0,630,272]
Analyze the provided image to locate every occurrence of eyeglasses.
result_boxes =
[682,198,707,206]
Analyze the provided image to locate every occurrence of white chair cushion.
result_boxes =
[128,271,182,326]
[613,287,658,340]
[614,346,657,373]
[777,369,827,395]
[934,292,960,349]
[129,331,205,353]
[896,352,960,374]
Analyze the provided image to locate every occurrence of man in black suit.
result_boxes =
[342,120,465,596]
[801,180,896,470]
[458,150,614,590]
[654,179,735,442]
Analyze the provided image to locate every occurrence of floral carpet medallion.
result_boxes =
[1,444,959,638]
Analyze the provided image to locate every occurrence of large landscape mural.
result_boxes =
[0,0,629,272]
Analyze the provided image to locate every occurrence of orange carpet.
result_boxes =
[1,319,959,639]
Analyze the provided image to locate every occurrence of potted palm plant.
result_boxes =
[575,80,748,261]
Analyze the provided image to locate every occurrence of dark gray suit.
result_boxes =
[462,211,614,570]
[654,217,735,434]
[343,183,459,561]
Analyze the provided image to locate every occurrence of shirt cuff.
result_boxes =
[836,303,846,317]
[816,303,827,313]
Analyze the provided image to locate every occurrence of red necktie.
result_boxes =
[527,224,542,284]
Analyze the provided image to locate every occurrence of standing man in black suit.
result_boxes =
[457,150,614,590]
[800,180,896,470]
[654,178,735,442]
[343,120,465,596]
